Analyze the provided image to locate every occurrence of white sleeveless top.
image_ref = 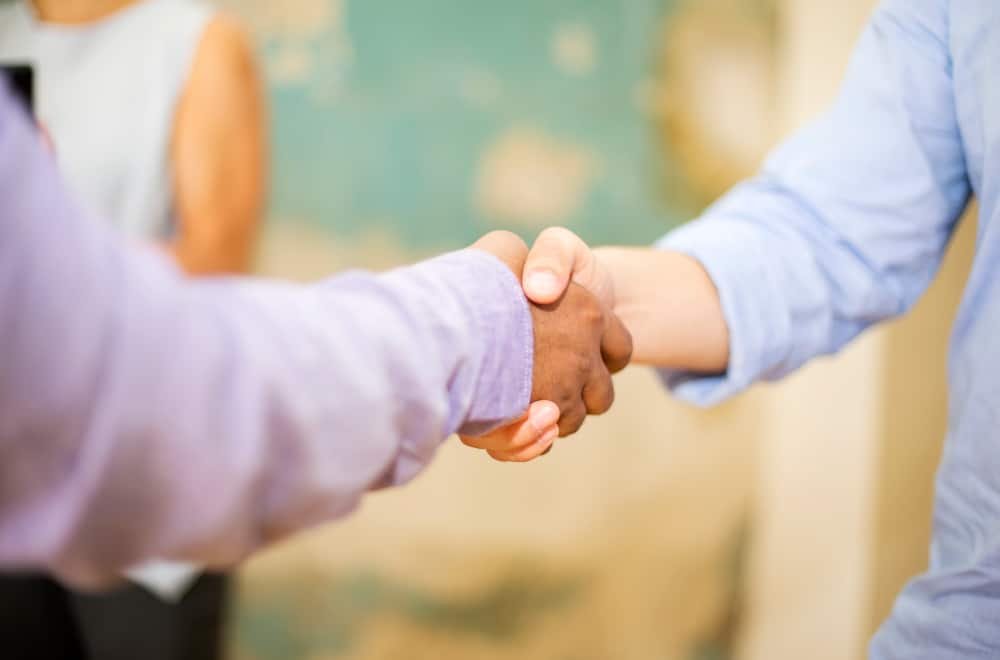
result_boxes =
[0,0,212,240]
[0,0,214,601]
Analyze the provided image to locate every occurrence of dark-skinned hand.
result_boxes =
[460,231,632,461]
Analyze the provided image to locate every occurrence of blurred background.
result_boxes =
[2,0,976,658]
[231,1,772,658]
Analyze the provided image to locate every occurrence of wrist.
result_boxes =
[590,247,728,370]
[592,246,627,313]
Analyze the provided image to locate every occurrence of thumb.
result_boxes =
[523,227,593,304]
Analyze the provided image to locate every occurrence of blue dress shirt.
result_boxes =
[660,0,1000,655]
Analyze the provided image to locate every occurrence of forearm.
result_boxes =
[595,247,728,372]
[0,86,531,585]
[3,246,531,586]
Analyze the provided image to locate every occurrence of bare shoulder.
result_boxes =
[199,13,256,71]
[187,12,259,97]
[173,9,265,164]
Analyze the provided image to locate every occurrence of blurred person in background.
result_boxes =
[477,0,1000,657]
[0,0,265,658]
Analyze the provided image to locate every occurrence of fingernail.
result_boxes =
[526,270,559,297]
[530,402,560,429]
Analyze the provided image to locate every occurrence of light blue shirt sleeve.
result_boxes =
[657,0,970,406]
[0,81,533,587]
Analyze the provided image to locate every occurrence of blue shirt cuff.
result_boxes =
[653,219,793,406]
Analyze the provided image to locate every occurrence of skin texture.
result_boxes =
[463,231,633,462]
[529,282,632,433]
[169,13,266,274]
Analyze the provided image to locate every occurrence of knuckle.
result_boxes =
[494,230,528,250]
[484,229,520,243]
[558,407,587,437]
[572,297,604,329]
[587,384,615,415]
[607,344,633,375]
[539,226,574,243]
[557,392,579,417]
[622,335,634,363]
[583,300,603,324]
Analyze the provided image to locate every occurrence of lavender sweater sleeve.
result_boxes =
[0,84,533,587]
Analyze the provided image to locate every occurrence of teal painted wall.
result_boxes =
[248,0,685,249]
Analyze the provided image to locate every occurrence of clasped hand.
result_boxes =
[462,230,630,461]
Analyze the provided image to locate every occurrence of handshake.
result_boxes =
[461,228,632,462]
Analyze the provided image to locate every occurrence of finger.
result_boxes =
[501,401,559,451]
[459,400,559,451]
[558,402,588,437]
[460,428,515,451]
[601,310,634,374]
[523,227,593,304]
[459,414,524,451]
[488,426,559,463]
[582,363,615,415]
[470,230,528,276]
